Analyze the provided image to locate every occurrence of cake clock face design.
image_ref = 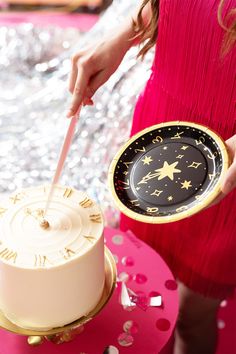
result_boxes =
[109,122,229,223]
[0,185,103,268]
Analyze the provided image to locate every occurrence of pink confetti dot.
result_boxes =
[217,319,226,329]
[134,273,147,284]
[156,318,171,331]
[165,279,177,290]
[220,300,227,308]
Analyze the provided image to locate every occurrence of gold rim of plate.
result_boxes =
[0,247,116,336]
[108,121,230,224]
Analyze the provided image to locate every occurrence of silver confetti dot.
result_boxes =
[103,345,119,354]
[118,272,130,282]
[121,256,134,266]
[112,254,119,264]
[122,305,136,312]
[117,333,134,347]
[123,320,139,334]
[112,235,124,245]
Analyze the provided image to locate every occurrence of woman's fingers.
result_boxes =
[83,97,94,106]
[221,160,236,194]
[67,64,91,117]
[221,135,236,195]
[68,55,79,94]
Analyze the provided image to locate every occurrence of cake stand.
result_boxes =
[0,247,116,346]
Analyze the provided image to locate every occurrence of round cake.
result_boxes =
[0,184,105,331]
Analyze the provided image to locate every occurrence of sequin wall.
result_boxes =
[0,0,153,226]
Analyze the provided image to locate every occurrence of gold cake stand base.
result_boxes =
[0,247,116,346]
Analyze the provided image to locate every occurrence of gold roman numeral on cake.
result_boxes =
[0,207,7,217]
[79,197,93,208]
[34,255,52,267]
[89,214,102,223]
[63,188,73,198]
[84,236,96,244]
[61,247,76,260]
[0,248,17,263]
[10,193,22,204]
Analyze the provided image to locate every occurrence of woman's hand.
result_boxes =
[211,134,236,206]
[66,2,152,117]
[67,28,134,118]
[221,134,236,194]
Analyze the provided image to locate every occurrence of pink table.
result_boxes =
[0,227,179,354]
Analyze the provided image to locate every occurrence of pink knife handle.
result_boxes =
[44,106,81,217]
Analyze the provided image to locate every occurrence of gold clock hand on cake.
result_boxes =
[41,107,82,229]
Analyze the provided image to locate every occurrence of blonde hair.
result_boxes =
[134,0,236,58]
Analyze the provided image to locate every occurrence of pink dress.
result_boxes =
[120,0,236,299]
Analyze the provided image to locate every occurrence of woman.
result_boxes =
[67,1,236,353]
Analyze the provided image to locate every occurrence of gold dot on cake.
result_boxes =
[27,336,44,346]
[39,219,50,229]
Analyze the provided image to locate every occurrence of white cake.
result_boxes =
[0,185,105,331]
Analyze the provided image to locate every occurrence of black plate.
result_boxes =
[108,121,229,223]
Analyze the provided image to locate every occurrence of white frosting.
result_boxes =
[0,185,105,330]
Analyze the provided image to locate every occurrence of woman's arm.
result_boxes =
[67,2,152,118]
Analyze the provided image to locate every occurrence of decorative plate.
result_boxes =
[108,121,229,224]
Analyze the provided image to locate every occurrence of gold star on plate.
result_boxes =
[181,180,192,190]
[156,161,181,181]
[151,190,163,197]
[168,196,173,201]
[188,162,202,169]
[181,145,189,150]
[142,156,153,165]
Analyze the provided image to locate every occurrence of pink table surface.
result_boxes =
[0,227,179,354]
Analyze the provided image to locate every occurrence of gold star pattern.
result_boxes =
[188,162,202,169]
[181,145,189,150]
[155,161,181,181]
[167,196,173,201]
[181,180,192,190]
[176,154,184,159]
[142,156,153,165]
[151,190,163,197]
